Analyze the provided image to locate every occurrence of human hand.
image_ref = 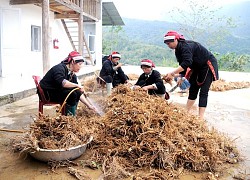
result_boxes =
[125,81,133,87]
[141,86,149,91]
[88,105,97,111]
[78,86,85,93]
[117,63,122,68]
[163,73,174,82]
[177,77,184,86]
[133,85,141,90]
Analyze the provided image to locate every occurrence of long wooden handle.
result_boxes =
[0,128,24,133]
[94,72,106,83]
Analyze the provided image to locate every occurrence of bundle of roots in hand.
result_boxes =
[89,84,241,179]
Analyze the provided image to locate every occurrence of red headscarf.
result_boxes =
[108,51,121,60]
[141,59,155,68]
[164,31,185,43]
[62,51,84,64]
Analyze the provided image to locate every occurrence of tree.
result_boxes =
[217,52,250,71]
[102,26,124,55]
[169,0,236,48]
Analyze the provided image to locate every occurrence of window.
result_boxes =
[31,25,41,51]
[88,35,95,52]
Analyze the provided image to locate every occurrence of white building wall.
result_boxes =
[19,5,74,76]
[95,20,103,69]
[0,0,102,79]
[49,18,75,67]
[0,7,22,77]
[19,5,44,77]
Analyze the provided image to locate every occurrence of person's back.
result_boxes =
[102,55,109,65]
[176,40,217,71]
[40,63,75,90]
[100,59,114,79]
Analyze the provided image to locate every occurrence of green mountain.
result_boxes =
[219,1,250,37]
[103,1,250,67]
[121,16,250,54]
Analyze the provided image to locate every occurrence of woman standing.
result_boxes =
[163,31,219,119]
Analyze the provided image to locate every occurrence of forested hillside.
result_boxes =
[102,1,250,71]
[219,1,250,37]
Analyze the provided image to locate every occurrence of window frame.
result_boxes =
[31,25,41,52]
[88,34,95,53]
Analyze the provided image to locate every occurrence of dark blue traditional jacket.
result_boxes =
[40,63,77,90]
[100,60,128,87]
[135,69,166,95]
[175,40,219,83]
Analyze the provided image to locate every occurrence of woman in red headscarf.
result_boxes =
[134,59,166,98]
[163,31,219,119]
[99,51,129,95]
[39,51,96,116]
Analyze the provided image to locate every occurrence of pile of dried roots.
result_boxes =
[10,83,243,179]
[127,73,139,81]
[11,115,92,152]
[211,79,250,91]
[88,85,242,179]
[83,76,97,92]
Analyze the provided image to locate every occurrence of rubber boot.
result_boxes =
[106,83,113,96]
[66,104,77,116]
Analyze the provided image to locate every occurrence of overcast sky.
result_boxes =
[110,0,250,21]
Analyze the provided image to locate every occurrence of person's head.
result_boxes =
[140,59,155,75]
[62,51,85,73]
[164,31,185,49]
[110,51,121,64]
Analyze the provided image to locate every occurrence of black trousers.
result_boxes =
[42,88,82,106]
[188,70,213,107]
[101,74,127,87]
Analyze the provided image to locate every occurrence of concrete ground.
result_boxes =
[0,66,250,179]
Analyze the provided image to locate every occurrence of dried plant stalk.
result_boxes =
[88,84,242,179]
[211,79,250,91]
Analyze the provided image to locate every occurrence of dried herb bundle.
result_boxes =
[11,115,92,151]
[211,79,250,91]
[83,76,97,92]
[10,83,243,179]
[89,85,241,179]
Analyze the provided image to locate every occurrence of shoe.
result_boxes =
[106,83,113,96]
[66,104,77,116]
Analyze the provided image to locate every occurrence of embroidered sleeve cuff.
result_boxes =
[62,79,67,86]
